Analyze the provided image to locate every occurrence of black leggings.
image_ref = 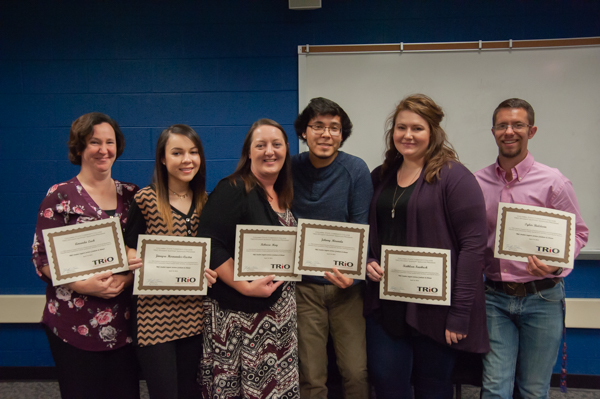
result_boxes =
[44,325,140,399]
[135,334,203,399]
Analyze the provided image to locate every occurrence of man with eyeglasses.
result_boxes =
[291,97,372,398]
[475,98,588,398]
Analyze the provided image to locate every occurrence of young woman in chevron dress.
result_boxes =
[198,119,299,398]
[124,124,218,399]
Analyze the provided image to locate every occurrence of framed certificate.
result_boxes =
[42,218,129,286]
[133,235,211,295]
[294,218,369,279]
[494,202,576,268]
[233,225,300,281]
[380,245,451,306]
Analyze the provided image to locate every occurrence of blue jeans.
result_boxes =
[481,281,564,399]
[366,317,458,399]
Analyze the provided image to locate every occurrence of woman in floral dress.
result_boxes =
[32,112,140,399]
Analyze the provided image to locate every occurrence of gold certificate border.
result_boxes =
[235,229,299,278]
[498,206,572,264]
[382,249,448,302]
[297,223,365,276]
[46,219,125,282]
[137,238,207,292]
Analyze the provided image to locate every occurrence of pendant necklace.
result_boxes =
[391,167,422,219]
[169,188,189,199]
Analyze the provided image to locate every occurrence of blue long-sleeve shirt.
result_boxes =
[291,151,373,284]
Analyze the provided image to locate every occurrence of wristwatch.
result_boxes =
[552,267,564,276]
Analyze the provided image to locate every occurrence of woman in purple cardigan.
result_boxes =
[364,94,489,398]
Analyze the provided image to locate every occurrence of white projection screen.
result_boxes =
[298,39,600,252]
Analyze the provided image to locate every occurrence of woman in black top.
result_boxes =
[198,118,299,399]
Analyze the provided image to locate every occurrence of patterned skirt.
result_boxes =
[200,282,299,399]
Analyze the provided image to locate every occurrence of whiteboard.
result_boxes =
[299,44,600,251]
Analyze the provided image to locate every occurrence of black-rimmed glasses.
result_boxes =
[307,124,342,137]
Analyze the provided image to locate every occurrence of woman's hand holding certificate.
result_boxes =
[380,245,451,306]
[67,270,125,299]
[233,225,300,281]
[42,218,129,286]
[133,235,211,295]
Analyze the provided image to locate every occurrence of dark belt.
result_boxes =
[485,278,561,297]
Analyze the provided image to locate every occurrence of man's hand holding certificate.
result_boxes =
[494,202,576,268]
[294,218,369,279]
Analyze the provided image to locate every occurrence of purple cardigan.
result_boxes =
[365,160,489,353]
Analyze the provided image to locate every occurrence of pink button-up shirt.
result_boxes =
[474,152,588,283]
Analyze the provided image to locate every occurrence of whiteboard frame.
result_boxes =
[298,37,600,255]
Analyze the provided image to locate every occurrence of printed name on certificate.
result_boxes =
[494,202,576,268]
[294,218,368,279]
[234,225,300,282]
[42,218,129,286]
[380,245,451,306]
[134,235,211,295]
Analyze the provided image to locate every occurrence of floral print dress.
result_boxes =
[31,177,138,351]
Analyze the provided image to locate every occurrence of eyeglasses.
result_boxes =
[492,123,532,133]
[307,124,342,137]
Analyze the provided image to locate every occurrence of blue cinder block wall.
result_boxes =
[1,0,599,375]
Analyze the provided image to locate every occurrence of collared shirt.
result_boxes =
[475,152,588,283]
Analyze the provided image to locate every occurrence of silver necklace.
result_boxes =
[391,167,422,219]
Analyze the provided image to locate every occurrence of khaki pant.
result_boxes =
[296,282,368,399]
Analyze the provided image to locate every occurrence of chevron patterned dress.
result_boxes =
[200,210,299,399]
[133,186,205,347]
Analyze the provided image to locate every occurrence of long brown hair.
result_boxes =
[382,94,459,183]
[228,118,293,209]
[153,124,208,234]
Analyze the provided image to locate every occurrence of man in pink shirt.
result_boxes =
[475,98,588,399]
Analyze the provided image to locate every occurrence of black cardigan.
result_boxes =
[198,177,284,313]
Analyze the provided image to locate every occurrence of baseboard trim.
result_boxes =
[551,373,600,390]
[0,367,143,382]
[0,367,57,380]
[3,295,600,328]
[1,367,599,390]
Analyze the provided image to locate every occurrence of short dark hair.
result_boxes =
[492,98,535,126]
[294,97,353,145]
[68,112,125,165]
[230,119,293,209]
